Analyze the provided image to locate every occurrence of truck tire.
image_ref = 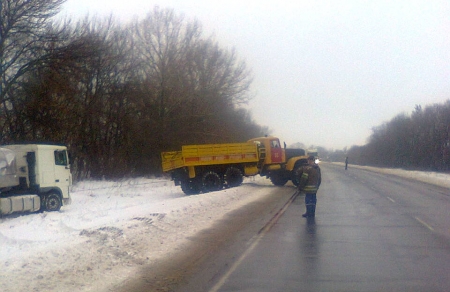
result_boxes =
[291,165,304,187]
[269,171,288,186]
[224,167,243,188]
[181,179,201,195]
[43,192,62,212]
[202,171,223,193]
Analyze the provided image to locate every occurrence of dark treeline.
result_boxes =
[0,1,267,180]
[344,101,450,171]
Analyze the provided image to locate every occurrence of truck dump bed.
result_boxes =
[161,142,259,172]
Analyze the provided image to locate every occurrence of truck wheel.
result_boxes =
[224,167,243,188]
[181,179,201,195]
[269,171,288,186]
[43,192,62,212]
[202,171,223,193]
[291,165,304,187]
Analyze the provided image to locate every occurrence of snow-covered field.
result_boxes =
[0,164,449,292]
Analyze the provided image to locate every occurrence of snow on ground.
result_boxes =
[0,164,449,292]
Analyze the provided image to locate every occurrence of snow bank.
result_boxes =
[333,162,450,189]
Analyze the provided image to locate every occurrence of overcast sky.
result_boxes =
[61,0,450,149]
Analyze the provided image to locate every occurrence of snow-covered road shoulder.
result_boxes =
[331,162,450,189]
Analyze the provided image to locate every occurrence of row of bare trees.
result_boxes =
[346,101,450,171]
[0,1,267,180]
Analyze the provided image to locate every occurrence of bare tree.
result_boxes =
[65,17,143,179]
[0,0,66,139]
[184,38,253,142]
[133,8,253,146]
[133,8,199,143]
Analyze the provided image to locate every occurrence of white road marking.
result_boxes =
[415,217,434,231]
[387,196,395,203]
[209,192,298,292]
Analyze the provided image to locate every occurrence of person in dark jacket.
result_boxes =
[298,156,322,218]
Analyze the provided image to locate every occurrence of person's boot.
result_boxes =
[302,205,313,217]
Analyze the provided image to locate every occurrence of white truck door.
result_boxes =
[53,149,72,200]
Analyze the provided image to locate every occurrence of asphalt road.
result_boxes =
[176,163,450,292]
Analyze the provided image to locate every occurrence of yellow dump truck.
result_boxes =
[161,136,308,194]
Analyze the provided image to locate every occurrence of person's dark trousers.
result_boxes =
[303,193,317,217]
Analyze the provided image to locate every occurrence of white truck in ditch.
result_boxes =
[0,144,72,216]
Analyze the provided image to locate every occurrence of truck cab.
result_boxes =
[247,136,308,186]
[247,136,285,167]
[0,144,72,215]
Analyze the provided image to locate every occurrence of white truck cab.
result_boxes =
[0,144,72,215]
